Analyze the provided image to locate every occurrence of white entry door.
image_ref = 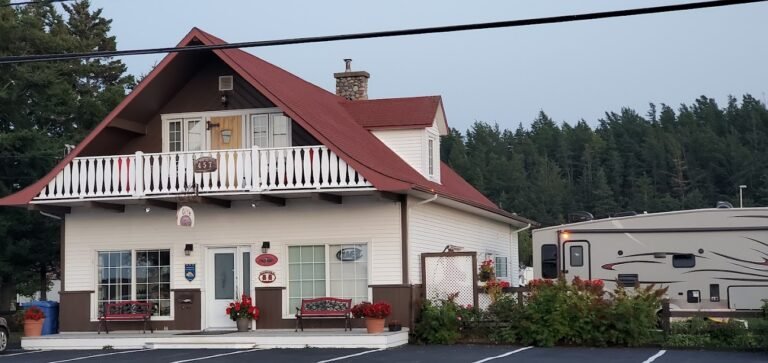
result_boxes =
[206,247,251,330]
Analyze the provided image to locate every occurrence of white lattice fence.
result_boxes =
[422,252,478,308]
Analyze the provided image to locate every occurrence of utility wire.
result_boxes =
[3,0,72,7]
[0,0,765,64]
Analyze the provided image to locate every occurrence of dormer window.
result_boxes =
[428,137,435,177]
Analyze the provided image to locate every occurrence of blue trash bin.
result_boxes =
[22,301,59,335]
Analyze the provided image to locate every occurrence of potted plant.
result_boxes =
[478,259,495,282]
[484,278,510,303]
[352,301,391,334]
[23,306,45,337]
[388,320,402,332]
[226,294,260,332]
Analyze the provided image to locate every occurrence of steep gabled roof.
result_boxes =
[0,28,534,226]
[341,96,444,131]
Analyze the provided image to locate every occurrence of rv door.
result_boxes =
[564,241,590,280]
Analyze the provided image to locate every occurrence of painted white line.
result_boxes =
[316,348,385,363]
[46,349,148,363]
[170,348,263,363]
[471,346,534,363]
[642,350,667,363]
[0,350,48,358]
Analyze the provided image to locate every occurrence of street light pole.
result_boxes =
[739,185,747,208]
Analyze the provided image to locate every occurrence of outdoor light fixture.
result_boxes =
[221,129,232,144]
[184,244,194,256]
[145,207,151,213]
[261,241,270,253]
[220,93,228,106]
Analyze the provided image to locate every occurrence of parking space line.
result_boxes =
[471,346,533,363]
[169,349,263,363]
[0,350,48,358]
[46,349,149,363]
[316,349,385,363]
[641,350,666,363]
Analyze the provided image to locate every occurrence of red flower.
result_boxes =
[226,308,231,315]
[24,307,45,321]
[235,302,241,310]
[352,301,391,319]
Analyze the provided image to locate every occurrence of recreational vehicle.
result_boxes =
[532,208,768,311]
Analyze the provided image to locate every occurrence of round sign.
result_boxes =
[258,270,276,284]
[255,253,278,267]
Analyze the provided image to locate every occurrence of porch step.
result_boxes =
[22,329,409,350]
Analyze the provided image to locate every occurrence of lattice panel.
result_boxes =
[424,254,475,307]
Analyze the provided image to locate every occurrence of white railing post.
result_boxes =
[250,145,261,191]
[133,151,144,197]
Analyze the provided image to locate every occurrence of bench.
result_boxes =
[98,301,154,334]
[295,297,352,332]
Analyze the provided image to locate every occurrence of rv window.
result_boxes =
[541,244,558,279]
[570,246,584,267]
[672,254,695,268]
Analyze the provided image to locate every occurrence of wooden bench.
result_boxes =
[295,297,352,332]
[98,301,154,334]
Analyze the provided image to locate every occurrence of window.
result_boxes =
[251,113,291,148]
[570,246,584,267]
[136,250,171,316]
[495,257,508,278]
[428,138,435,177]
[97,251,132,315]
[97,249,171,317]
[541,244,558,279]
[672,254,695,268]
[287,244,368,313]
[166,117,204,152]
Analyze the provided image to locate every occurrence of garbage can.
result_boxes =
[22,301,59,335]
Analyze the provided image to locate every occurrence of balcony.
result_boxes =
[34,146,373,202]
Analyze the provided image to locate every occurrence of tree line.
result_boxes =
[441,96,768,264]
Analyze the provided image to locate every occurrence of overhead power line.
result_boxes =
[3,0,72,7]
[0,0,765,64]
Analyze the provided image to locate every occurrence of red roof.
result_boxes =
[341,96,444,130]
[0,28,533,226]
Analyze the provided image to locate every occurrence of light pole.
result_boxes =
[739,185,747,208]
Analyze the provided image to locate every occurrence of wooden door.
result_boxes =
[210,115,243,150]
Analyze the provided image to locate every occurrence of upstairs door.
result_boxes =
[210,115,243,150]
[564,241,590,280]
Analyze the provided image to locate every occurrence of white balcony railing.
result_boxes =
[35,146,372,200]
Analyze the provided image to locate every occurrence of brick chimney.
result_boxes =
[334,59,369,100]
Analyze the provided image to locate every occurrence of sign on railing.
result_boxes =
[35,146,372,200]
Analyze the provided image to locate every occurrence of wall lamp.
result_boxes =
[184,244,194,256]
[261,241,270,254]
[220,93,229,106]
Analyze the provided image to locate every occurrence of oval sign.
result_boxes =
[255,253,278,267]
[258,270,276,284]
[194,156,218,173]
[336,247,363,262]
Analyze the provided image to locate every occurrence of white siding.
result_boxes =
[371,129,426,174]
[63,196,402,317]
[408,197,518,285]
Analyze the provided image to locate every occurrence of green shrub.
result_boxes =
[606,284,666,347]
[413,299,461,344]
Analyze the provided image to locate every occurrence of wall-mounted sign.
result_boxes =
[185,264,196,282]
[258,270,276,284]
[177,206,195,227]
[194,156,218,173]
[255,253,278,267]
[336,247,363,262]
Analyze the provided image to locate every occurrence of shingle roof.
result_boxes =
[341,96,443,130]
[0,28,534,226]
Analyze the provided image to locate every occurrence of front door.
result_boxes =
[209,115,243,150]
[564,241,590,280]
[205,247,251,330]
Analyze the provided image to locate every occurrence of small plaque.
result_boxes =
[194,156,218,173]
[185,264,196,282]
[255,253,278,267]
[177,206,194,227]
[336,247,363,261]
[258,270,276,284]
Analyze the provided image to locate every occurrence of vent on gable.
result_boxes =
[218,75,234,91]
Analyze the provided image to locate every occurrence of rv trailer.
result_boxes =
[532,207,768,311]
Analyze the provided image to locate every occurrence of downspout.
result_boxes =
[510,223,531,287]
[39,211,62,220]
[412,193,438,207]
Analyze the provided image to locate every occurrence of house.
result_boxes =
[0,28,535,332]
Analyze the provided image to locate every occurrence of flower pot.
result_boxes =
[236,318,251,332]
[365,317,385,334]
[388,322,402,332]
[24,318,45,337]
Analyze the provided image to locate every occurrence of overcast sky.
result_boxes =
[94,0,768,132]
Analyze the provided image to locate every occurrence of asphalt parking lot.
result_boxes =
[0,345,766,363]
